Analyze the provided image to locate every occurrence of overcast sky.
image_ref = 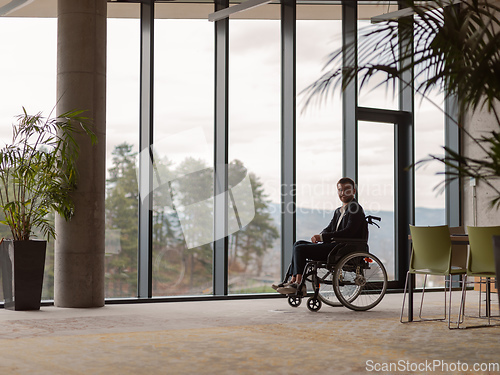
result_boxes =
[0,16,446,214]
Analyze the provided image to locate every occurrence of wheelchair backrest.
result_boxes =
[326,215,381,265]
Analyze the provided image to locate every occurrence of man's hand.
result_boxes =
[311,234,322,243]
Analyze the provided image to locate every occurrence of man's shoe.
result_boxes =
[277,283,307,296]
[272,281,292,290]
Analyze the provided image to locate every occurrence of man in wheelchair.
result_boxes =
[272,177,367,296]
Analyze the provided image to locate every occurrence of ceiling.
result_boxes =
[0,0,398,19]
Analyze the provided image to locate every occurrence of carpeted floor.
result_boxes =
[0,292,499,374]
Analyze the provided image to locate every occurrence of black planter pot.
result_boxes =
[0,239,47,311]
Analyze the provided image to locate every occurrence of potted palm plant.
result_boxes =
[0,108,96,310]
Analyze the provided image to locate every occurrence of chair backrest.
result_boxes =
[409,225,452,274]
[466,226,500,276]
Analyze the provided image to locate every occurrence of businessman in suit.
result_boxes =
[273,177,367,295]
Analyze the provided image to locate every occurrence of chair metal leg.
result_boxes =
[458,276,465,324]
[477,277,492,321]
[403,273,451,324]
[444,275,448,320]
[447,275,454,329]
[479,276,482,318]
[400,271,410,323]
[418,274,427,320]
[486,277,491,325]
[457,275,467,329]
[419,274,447,322]
[456,275,500,329]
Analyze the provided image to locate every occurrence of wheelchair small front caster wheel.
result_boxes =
[307,297,322,312]
[288,296,302,308]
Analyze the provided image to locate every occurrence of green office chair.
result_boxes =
[401,225,466,328]
[457,226,500,328]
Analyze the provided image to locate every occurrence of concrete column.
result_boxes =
[55,0,107,307]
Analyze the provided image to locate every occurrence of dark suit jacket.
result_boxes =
[320,199,367,243]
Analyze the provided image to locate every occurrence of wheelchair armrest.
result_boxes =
[329,237,367,244]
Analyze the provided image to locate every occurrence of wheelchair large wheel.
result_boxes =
[316,267,343,307]
[332,251,387,311]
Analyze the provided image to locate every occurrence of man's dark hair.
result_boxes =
[337,177,356,189]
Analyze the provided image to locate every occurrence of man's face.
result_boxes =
[337,183,356,204]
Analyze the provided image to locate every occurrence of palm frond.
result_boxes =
[302,0,500,207]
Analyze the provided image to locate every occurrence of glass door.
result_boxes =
[358,121,395,281]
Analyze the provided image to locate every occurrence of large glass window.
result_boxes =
[414,90,446,226]
[0,18,57,119]
[107,3,449,296]
[296,16,342,243]
[0,2,455,304]
[355,6,446,284]
[412,17,447,288]
[228,17,281,294]
[105,14,140,298]
[358,121,395,280]
[0,17,57,301]
[414,90,446,288]
[153,16,214,296]
[413,9,446,227]
[357,19,398,111]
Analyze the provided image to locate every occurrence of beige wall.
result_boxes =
[462,104,500,228]
[462,1,500,228]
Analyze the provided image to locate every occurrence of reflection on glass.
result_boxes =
[153,18,214,296]
[358,121,395,280]
[105,16,140,298]
[296,18,342,243]
[228,18,281,294]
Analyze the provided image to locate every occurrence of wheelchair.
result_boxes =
[283,215,388,312]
